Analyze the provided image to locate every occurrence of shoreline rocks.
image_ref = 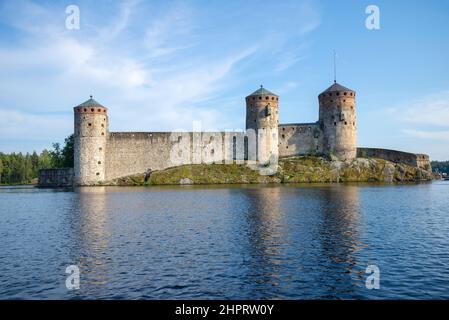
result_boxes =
[104,156,433,186]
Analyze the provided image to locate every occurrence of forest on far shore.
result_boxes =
[0,135,74,185]
[431,161,449,175]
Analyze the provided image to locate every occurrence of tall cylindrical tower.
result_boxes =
[74,96,108,185]
[245,86,279,164]
[318,82,357,160]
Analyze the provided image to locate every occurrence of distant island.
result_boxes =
[35,81,433,187]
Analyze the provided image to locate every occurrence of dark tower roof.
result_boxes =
[247,85,278,97]
[321,82,354,94]
[76,96,106,108]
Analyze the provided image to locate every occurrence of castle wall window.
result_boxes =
[244,136,248,160]
[266,96,269,100]
[98,161,101,164]
[259,96,262,100]
[99,147,102,151]
[91,108,94,112]
[88,123,92,126]
[265,106,271,117]
[232,136,237,161]
[96,172,100,176]
[84,108,87,112]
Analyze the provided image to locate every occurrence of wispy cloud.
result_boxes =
[401,90,449,127]
[402,129,449,141]
[0,0,321,152]
[275,53,307,72]
[388,90,449,147]
[144,2,194,58]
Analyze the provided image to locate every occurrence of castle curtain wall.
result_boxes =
[105,132,174,181]
[278,124,323,157]
[104,131,248,181]
[357,148,431,171]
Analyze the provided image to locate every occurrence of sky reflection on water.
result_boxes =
[0,182,448,299]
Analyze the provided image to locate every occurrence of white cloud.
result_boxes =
[0,109,71,141]
[144,3,194,58]
[0,0,322,152]
[402,129,449,141]
[275,54,306,72]
[401,90,449,127]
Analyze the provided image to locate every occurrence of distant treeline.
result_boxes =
[431,161,449,174]
[0,135,74,185]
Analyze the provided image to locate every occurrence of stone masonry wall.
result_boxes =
[357,148,431,170]
[278,123,323,157]
[104,131,251,181]
[38,168,74,187]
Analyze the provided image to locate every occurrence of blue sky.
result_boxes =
[1,0,449,160]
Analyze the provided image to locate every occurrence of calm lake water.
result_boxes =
[0,182,448,299]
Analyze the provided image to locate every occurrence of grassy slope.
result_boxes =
[106,156,433,186]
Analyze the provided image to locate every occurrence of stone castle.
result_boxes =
[62,81,429,186]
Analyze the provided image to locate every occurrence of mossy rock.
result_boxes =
[104,156,433,186]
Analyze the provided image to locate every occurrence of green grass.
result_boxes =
[107,156,433,186]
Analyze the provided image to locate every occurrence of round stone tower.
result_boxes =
[245,85,279,164]
[74,96,108,185]
[318,82,357,160]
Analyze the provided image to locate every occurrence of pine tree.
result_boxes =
[0,157,3,184]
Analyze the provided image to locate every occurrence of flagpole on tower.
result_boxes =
[333,49,337,83]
